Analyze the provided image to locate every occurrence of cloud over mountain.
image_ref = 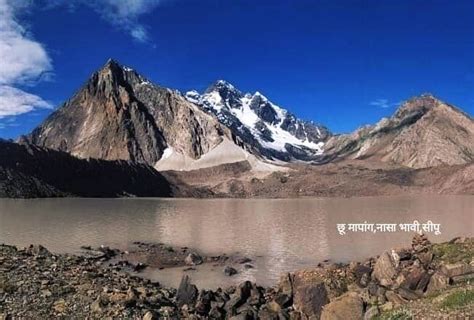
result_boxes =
[0,0,52,119]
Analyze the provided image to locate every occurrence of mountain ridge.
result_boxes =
[24,58,474,170]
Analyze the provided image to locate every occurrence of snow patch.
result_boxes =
[155,138,284,172]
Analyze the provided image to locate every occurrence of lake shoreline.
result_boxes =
[1,235,473,319]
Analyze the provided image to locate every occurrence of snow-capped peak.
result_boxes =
[185,81,331,162]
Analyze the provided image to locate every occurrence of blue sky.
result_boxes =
[1,0,473,139]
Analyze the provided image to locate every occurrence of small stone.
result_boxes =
[380,302,393,312]
[235,257,252,264]
[224,266,238,276]
[185,252,203,266]
[53,299,67,313]
[41,289,52,297]
[143,311,157,320]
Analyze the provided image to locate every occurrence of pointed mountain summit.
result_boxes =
[27,59,229,167]
[325,94,474,168]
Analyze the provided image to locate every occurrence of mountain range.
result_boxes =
[1,58,473,197]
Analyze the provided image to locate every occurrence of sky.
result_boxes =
[0,0,473,139]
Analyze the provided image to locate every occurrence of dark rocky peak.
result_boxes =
[205,80,243,108]
[86,59,153,98]
[249,92,279,125]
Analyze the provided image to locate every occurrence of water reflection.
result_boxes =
[0,196,472,288]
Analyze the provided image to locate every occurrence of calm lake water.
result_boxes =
[0,196,472,288]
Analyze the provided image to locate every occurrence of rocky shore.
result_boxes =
[1,235,473,319]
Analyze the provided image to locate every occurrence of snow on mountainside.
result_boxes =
[186,80,331,162]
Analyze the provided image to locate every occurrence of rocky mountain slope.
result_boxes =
[0,140,173,198]
[186,80,330,162]
[324,95,474,168]
[26,59,232,169]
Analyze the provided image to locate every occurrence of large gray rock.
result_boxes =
[176,275,198,308]
[321,292,364,320]
[373,252,398,287]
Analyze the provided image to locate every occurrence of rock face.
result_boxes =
[0,140,172,198]
[186,80,331,162]
[27,59,229,166]
[325,94,474,168]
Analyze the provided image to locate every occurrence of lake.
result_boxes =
[0,195,472,288]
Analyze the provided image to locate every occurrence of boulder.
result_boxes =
[416,251,433,267]
[293,281,329,319]
[185,253,203,266]
[373,252,398,287]
[277,273,293,297]
[440,262,473,278]
[399,265,429,291]
[225,281,253,316]
[195,290,214,315]
[320,292,364,320]
[352,265,372,287]
[176,275,198,308]
[426,271,449,294]
[452,273,474,284]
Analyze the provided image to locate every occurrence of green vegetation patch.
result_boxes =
[432,242,473,264]
[440,290,474,310]
[377,308,413,320]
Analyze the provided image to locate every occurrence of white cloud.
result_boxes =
[85,0,162,43]
[370,99,399,109]
[0,0,53,118]
[0,86,52,118]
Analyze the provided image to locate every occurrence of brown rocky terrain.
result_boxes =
[324,95,474,169]
[165,159,474,198]
[1,235,472,319]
